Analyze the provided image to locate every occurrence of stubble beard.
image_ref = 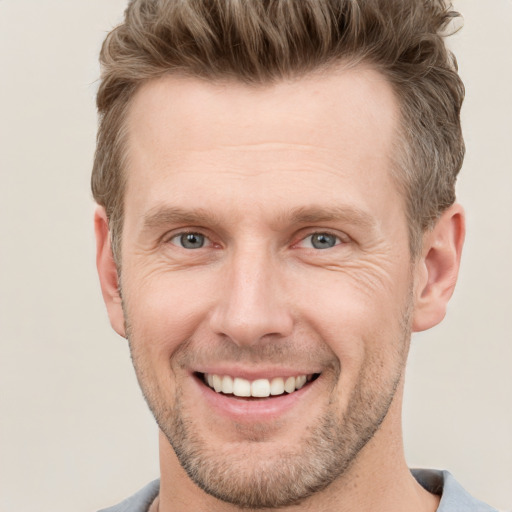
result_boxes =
[164,371,402,509]
[125,303,412,509]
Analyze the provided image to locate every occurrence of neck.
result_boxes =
[157,381,439,512]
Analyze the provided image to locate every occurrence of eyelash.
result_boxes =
[295,231,344,250]
[168,231,213,249]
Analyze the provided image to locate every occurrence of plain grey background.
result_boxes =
[0,1,511,510]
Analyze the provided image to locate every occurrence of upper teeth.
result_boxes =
[204,374,310,397]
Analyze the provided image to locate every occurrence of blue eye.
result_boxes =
[305,232,339,249]
[171,232,207,249]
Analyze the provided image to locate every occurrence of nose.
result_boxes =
[208,244,294,347]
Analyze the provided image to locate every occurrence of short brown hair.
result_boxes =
[92,0,465,260]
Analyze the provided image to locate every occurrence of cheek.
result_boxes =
[290,267,411,376]
[292,264,408,330]
[122,269,217,364]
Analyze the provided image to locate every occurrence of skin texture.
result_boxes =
[95,66,465,511]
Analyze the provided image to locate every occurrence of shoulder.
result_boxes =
[412,469,499,512]
[97,479,160,512]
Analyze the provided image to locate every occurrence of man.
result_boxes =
[92,1,498,511]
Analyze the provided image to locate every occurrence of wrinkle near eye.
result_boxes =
[317,250,411,299]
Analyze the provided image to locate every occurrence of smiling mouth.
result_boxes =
[197,373,320,398]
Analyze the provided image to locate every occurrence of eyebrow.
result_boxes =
[143,207,223,230]
[142,204,376,231]
[285,205,375,230]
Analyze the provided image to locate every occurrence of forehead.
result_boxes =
[123,66,402,226]
[127,66,398,155]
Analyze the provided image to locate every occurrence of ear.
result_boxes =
[412,204,465,332]
[94,206,126,338]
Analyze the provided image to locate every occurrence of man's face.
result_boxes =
[117,68,415,507]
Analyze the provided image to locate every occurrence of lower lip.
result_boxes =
[192,374,319,423]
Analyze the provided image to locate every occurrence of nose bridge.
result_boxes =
[209,240,293,346]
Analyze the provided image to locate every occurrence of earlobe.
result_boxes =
[94,206,126,338]
[412,204,465,332]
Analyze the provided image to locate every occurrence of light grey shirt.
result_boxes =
[98,469,499,512]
